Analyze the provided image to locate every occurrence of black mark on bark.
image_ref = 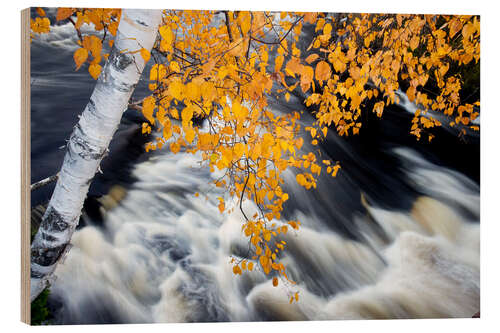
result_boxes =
[111,51,134,72]
[41,232,58,242]
[70,124,106,160]
[31,243,67,267]
[88,98,97,115]
[41,206,68,233]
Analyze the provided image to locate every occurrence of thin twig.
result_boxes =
[31,173,59,191]
[224,11,234,43]
[67,17,83,43]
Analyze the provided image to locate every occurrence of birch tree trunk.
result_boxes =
[30,9,162,302]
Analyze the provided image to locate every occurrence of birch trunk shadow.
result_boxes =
[30,8,162,302]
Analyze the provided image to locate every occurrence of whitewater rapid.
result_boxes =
[47,143,479,323]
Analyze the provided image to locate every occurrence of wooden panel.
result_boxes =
[20,7,31,325]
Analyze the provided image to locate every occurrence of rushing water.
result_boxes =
[30,11,479,324]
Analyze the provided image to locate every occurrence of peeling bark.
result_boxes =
[30,9,162,302]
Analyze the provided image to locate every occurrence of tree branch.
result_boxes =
[31,174,59,191]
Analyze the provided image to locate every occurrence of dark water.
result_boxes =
[30,14,480,324]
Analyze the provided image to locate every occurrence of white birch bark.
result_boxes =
[30,9,162,302]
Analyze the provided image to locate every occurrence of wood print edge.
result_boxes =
[21,7,31,325]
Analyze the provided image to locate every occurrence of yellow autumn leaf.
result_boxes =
[185,127,195,144]
[331,164,341,177]
[449,19,462,39]
[82,36,102,59]
[409,35,419,51]
[140,48,151,64]
[239,12,251,35]
[36,7,46,17]
[233,142,246,159]
[141,96,156,125]
[202,58,216,75]
[159,25,174,51]
[275,55,284,72]
[56,8,74,21]
[150,64,167,81]
[315,61,331,83]
[169,80,184,100]
[218,197,225,213]
[323,23,332,35]
[163,118,172,141]
[73,48,88,70]
[108,21,119,36]
[170,141,181,154]
[233,265,242,275]
[31,17,51,33]
[462,23,475,40]
[305,53,319,64]
[170,61,181,73]
[304,12,318,24]
[228,38,246,57]
[181,105,194,125]
[300,65,314,92]
[232,101,248,122]
[88,63,102,80]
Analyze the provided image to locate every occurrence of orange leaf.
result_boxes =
[56,8,74,21]
[449,19,462,39]
[300,65,314,92]
[36,7,46,17]
[185,127,195,144]
[331,164,341,177]
[239,11,251,35]
[88,63,102,80]
[315,61,331,83]
[409,35,419,51]
[170,61,180,73]
[83,36,102,59]
[304,12,318,24]
[218,197,225,213]
[73,48,88,70]
[275,55,284,72]
[108,21,119,36]
[159,25,174,51]
[201,58,216,75]
[323,23,332,35]
[170,141,181,154]
[140,48,151,64]
[163,118,173,140]
[305,53,319,64]
[462,23,475,40]
[142,96,156,125]
[233,265,242,275]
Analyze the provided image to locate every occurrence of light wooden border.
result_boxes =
[21,7,31,325]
